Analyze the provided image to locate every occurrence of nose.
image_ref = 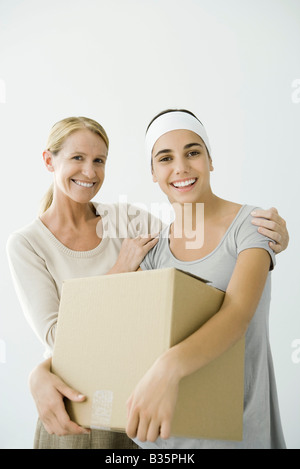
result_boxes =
[174,156,190,174]
[81,161,97,179]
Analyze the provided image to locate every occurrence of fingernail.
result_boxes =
[251,211,257,215]
[77,394,85,399]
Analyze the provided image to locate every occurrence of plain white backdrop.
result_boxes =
[0,0,299,449]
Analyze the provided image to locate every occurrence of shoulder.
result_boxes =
[234,204,261,236]
[6,220,46,269]
[7,220,41,252]
[233,205,276,270]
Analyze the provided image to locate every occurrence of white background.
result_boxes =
[0,0,299,449]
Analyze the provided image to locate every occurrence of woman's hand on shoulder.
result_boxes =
[109,234,159,274]
[251,207,289,254]
[29,358,90,436]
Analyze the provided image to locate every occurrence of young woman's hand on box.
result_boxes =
[126,351,180,442]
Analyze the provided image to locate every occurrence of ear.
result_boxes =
[43,150,55,172]
[152,167,158,183]
[209,157,214,172]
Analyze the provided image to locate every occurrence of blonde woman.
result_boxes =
[8,116,289,449]
[6,116,159,449]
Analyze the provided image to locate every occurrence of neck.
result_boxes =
[172,193,220,234]
[42,189,97,228]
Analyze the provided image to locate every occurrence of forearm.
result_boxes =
[29,358,52,395]
[164,303,248,382]
[165,249,270,381]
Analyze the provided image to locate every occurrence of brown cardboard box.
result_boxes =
[52,268,244,441]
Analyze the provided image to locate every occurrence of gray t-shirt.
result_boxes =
[137,204,286,449]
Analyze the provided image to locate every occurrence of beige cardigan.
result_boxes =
[7,202,161,357]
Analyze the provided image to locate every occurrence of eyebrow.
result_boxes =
[154,142,203,159]
[184,143,204,150]
[70,151,107,158]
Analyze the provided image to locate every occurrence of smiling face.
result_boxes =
[43,128,108,204]
[151,129,214,205]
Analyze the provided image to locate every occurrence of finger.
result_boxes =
[268,206,278,215]
[41,408,71,436]
[138,233,160,242]
[256,226,281,243]
[147,419,161,443]
[251,218,280,232]
[251,208,281,224]
[55,378,86,402]
[126,394,134,419]
[135,413,151,443]
[269,241,281,254]
[144,237,159,249]
[43,396,90,436]
[56,413,90,436]
[160,419,171,440]
[126,408,140,439]
[139,238,159,260]
[42,412,59,435]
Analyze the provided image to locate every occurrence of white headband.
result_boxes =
[145,111,211,162]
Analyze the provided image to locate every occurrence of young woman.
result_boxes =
[125,109,287,449]
[6,116,159,449]
[10,115,288,449]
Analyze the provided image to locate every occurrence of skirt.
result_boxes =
[34,419,140,449]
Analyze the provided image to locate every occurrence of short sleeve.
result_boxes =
[235,208,276,271]
[140,251,155,271]
[140,225,169,271]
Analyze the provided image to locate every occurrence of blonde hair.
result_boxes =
[40,117,109,215]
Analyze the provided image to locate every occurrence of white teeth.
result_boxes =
[73,180,94,188]
[172,178,196,188]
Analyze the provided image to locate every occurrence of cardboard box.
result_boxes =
[52,268,245,441]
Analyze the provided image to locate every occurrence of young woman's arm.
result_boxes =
[126,248,271,443]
